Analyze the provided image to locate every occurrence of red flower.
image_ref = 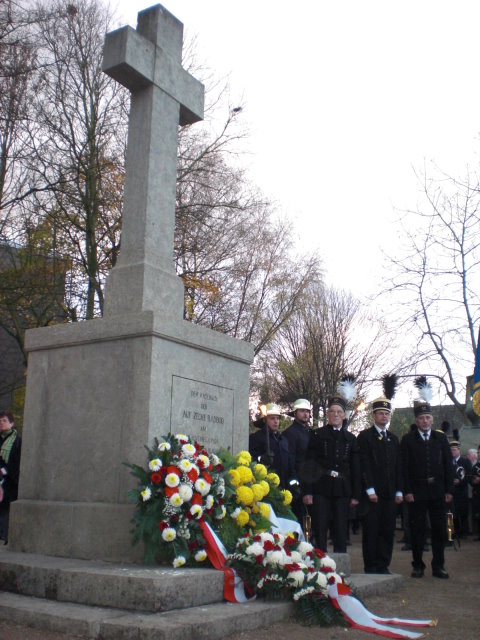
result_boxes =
[314,548,326,559]
[202,471,212,483]
[195,442,202,452]
[166,465,181,476]
[188,540,199,551]
[151,473,162,484]
[327,576,336,585]
[263,540,275,551]
[158,521,169,531]
[216,464,224,472]
[255,555,263,564]
[164,486,178,498]
[192,492,203,505]
[187,468,199,482]
[284,536,296,547]
[285,563,300,572]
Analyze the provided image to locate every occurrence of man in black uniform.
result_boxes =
[283,398,313,523]
[303,395,360,552]
[249,403,292,489]
[0,410,22,544]
[401,383,453,579]
[450,440,472,538]
[358,391,403,574]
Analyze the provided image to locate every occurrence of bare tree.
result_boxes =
[383,166,480,421]
[259,284,391,422]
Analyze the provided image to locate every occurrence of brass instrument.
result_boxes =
[446,510,454,542]
[303,510,312,542]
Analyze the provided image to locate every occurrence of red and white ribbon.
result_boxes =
[328,582,436,639]
[199,520,255,603]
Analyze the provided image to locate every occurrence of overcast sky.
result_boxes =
[114,0,480,298]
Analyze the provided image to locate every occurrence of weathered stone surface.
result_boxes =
[8,4,254,562]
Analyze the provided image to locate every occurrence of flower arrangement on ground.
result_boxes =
[227,531,345,626]
[127,439,297,566]
[126,433,227,565]
[220,449,295,530]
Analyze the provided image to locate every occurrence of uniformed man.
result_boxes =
[450,440,472,538]
[302,395,360,552]
[358,383,403,574]
[282,398,313,523]
[401,378,454,578]
[249,403,292,489]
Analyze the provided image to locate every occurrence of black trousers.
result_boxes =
[312,494,349,553]
[361,497,397,572]
[409,498,446,571]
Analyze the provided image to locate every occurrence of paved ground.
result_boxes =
[0,530,479,639]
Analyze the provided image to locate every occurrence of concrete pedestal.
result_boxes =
[9,311,253,561]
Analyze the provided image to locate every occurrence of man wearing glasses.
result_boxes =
[302,396,360,552]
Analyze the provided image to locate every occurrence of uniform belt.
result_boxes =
[327,470,342,479]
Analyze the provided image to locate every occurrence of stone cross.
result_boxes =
[102,4,204,317]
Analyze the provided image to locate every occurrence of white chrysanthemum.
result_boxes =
[205,494,214,509]
[197,454,209,467]
[210,453,220,466]
[297,541,314,555]
[140,487,151,502]
[182,443,196,457]
[194,478,211,496]
[158,441,171,451]
[175,434,189,442]
[215,505,226,519]
[246,542,264,557]
[289,551,302,563]
[178,459,193,472]
[230,507,241,518]
[148,458,162,471]
[178,484,193,501]
[320,557,337,572]
[313,572,327,589]
[173,555,186,568]
[265,550,286,566]
[165,473,180,488]
[288,570,305,587]
[161,527,176,542]
[190,504,203,519]
[195,550,207,562]
[169,493,183,507]
[259,532,275,544]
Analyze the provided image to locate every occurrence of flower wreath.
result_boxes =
[227,531,345,626]
[126,436,295,566]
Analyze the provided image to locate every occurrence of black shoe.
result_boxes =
[411,568,424,578]
[432,568,449,579]
[401,544,412,551]
[377,568,392,575]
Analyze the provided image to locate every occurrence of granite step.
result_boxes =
[0,547,403,639]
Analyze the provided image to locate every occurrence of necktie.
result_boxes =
[423,433,428,442]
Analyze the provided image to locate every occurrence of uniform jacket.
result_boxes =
[401,428,453,501]
[249,425,293,489]
[282,420,312,484]
[303,425,360,500]
[357,425,402,499]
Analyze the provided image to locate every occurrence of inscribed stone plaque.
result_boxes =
[170,375,234,451]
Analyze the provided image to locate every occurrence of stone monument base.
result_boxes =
[9,311,253,561]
